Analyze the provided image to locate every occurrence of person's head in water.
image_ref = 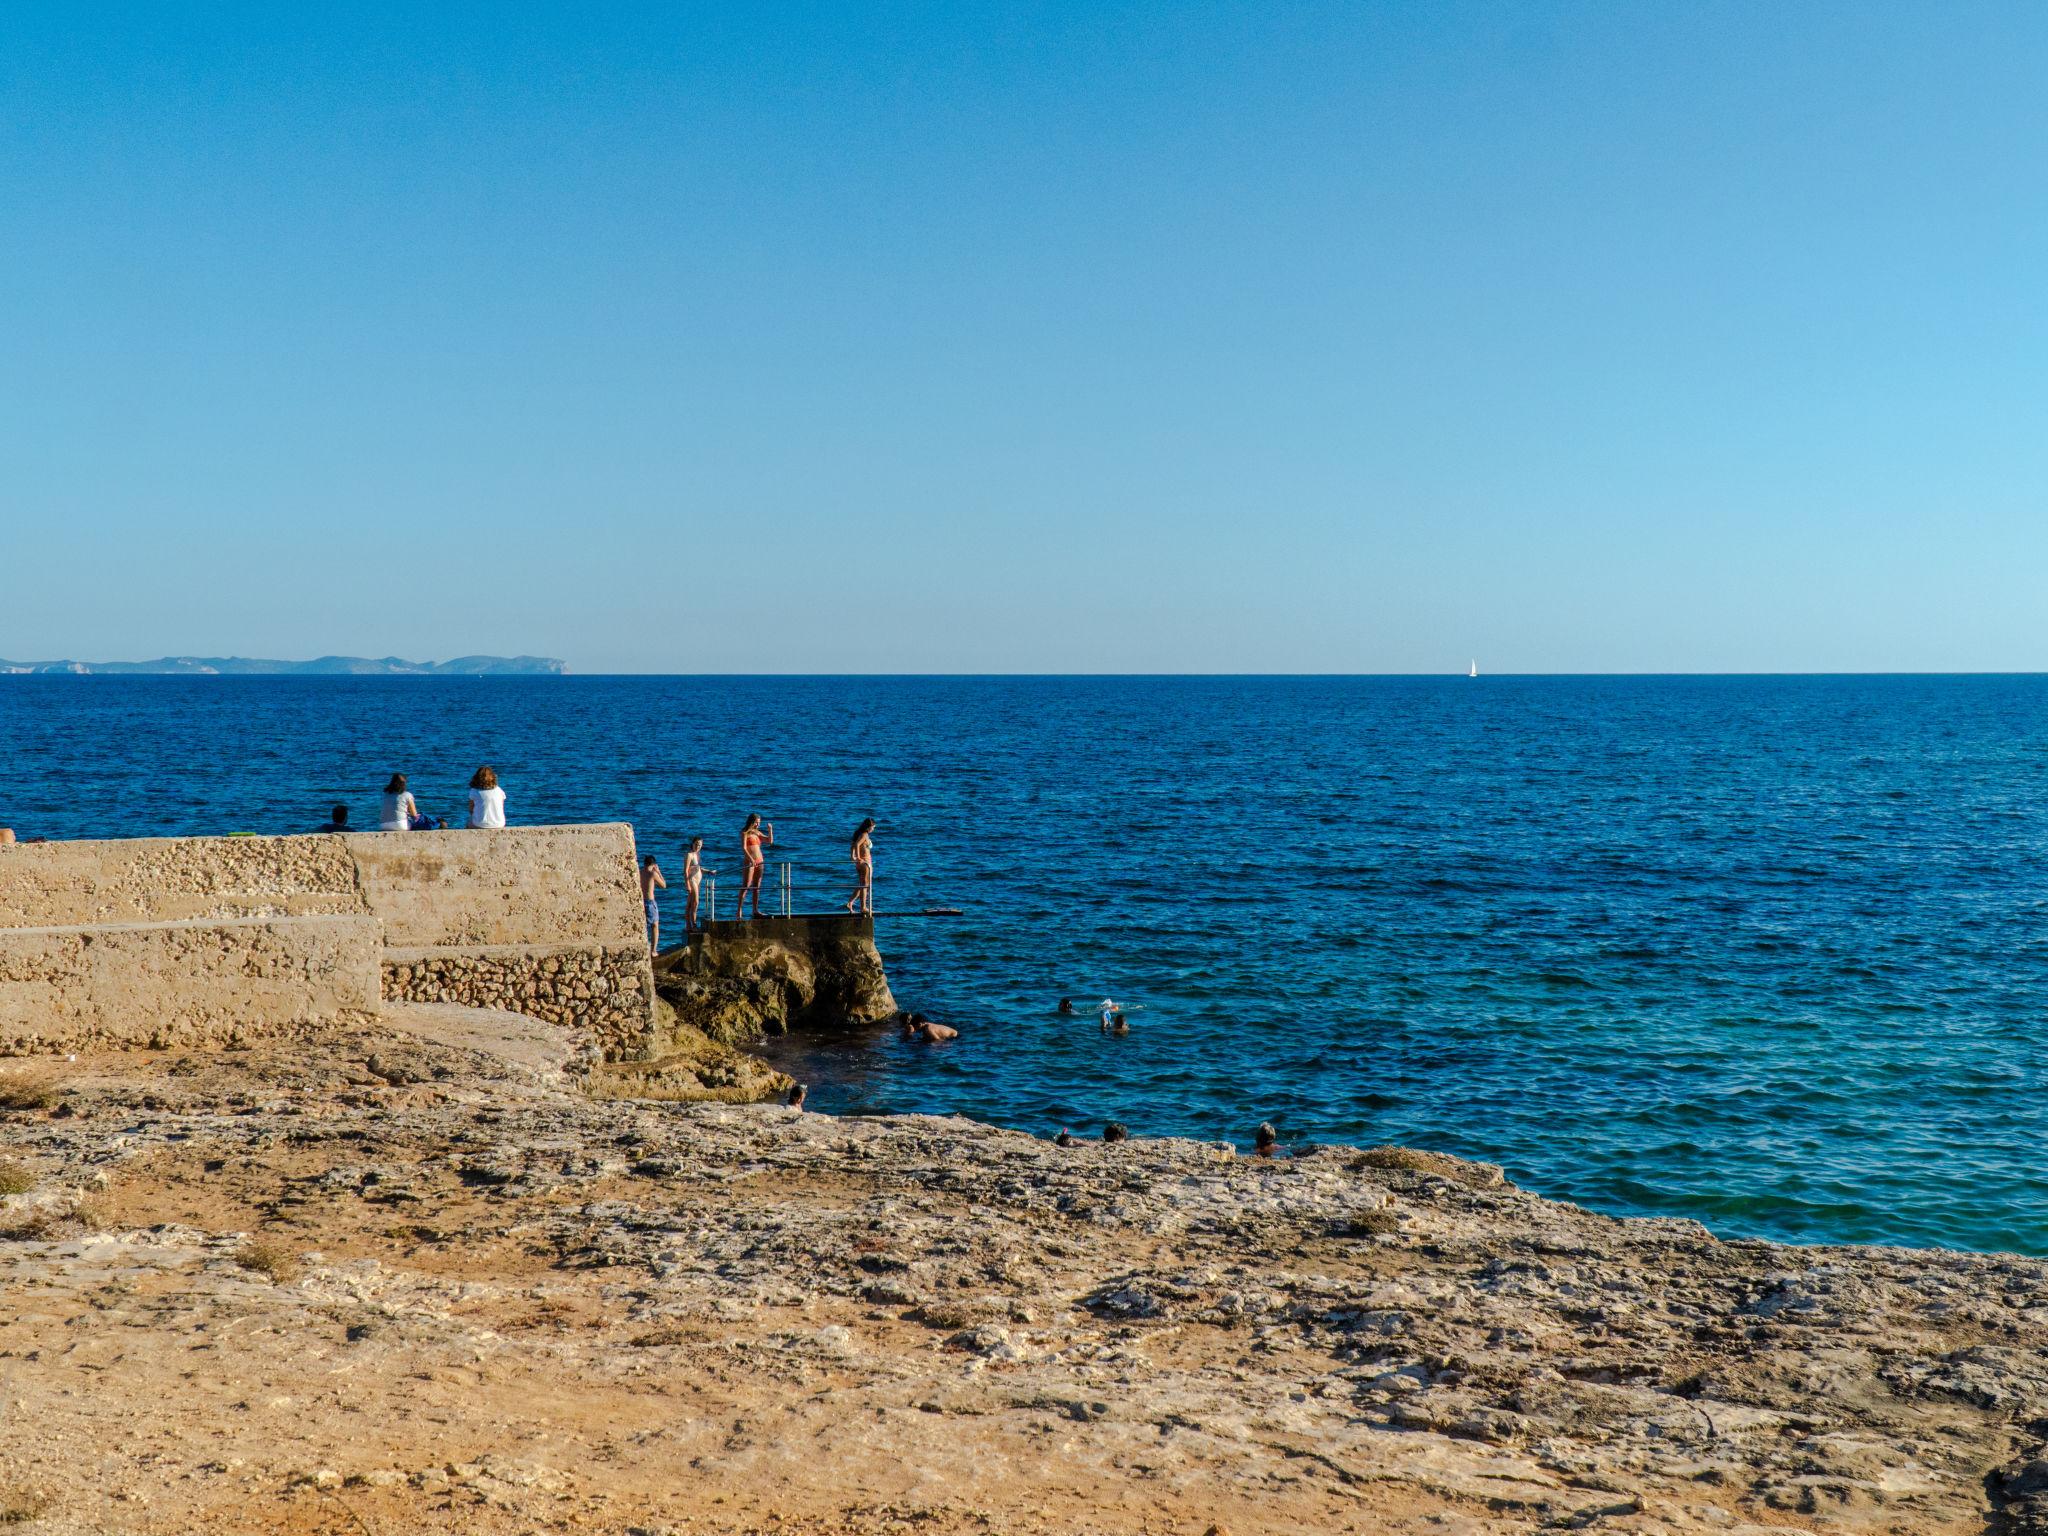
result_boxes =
[385,774,407,795]
[1103,1122,1128,1144]
[1057,998,1074,1014]
[1110,1011,1130,1034]
[787,1083,807,1110]
[1254,1122,1279,1157]
[329,804,348,827]
[470,766,497,791]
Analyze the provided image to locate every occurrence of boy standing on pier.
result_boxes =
[639,854,667,956]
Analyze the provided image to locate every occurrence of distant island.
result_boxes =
[0,655,567,676]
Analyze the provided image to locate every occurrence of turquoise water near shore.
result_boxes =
[3,674,2046,1254]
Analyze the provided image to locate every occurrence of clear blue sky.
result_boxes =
[3,3,2043,672]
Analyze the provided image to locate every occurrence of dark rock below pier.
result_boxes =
[652,914,897,1047]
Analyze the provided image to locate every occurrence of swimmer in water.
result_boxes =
[902,1013,958,1043]
[1253,1122,1283,1158]
[1057,998,1075,1015]
[787,1083,807,1111]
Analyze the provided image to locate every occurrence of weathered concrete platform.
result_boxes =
[0,826,656,1055]
[0,914,382,1051]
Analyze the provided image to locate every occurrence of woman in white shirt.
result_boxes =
[467,766,507,829]
[379,773,419,832]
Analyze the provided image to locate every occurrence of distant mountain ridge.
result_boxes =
[0,655,567,676]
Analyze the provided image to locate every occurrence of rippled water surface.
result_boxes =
[5,674,2046,1253]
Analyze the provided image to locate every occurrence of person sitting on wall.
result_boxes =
[467,766,507,828]
[380,775,421,831]
[315,804,350,834]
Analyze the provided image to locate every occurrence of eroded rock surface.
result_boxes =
[2,1022,2045,1535]
[655,915,897,1046]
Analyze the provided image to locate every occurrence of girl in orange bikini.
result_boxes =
[738,813,774,919]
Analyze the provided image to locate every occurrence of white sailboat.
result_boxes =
[1468,659,1478,678]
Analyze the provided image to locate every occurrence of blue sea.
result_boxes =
[3,674,2046,1255]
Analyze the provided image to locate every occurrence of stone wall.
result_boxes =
[382,943,655,1061]
[0,826,656,1057]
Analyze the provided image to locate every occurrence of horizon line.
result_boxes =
[7,670,2048,680]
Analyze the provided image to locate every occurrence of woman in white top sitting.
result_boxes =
[466,765,507,828]
[379,773,419,831]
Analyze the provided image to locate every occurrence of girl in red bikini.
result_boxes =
[738,813,774,919]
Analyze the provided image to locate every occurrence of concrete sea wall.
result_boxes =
[0,826,656,1055]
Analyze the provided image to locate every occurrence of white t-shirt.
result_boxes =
[467,786,506,828]
[379,791,416,831]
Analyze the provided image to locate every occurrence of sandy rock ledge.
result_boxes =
[2,1018,2046,1535]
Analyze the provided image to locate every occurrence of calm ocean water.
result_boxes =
[3,674,2045,1254]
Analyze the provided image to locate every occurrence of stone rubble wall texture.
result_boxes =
[382,944,656,1062]
[0,826,656,1056]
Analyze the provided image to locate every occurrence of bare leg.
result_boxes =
[686,887,699,930]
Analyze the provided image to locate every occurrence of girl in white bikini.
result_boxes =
[683,836,708,931]
[845,817,875,915]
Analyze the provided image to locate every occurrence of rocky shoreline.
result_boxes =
[5,1007,2048,1534]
